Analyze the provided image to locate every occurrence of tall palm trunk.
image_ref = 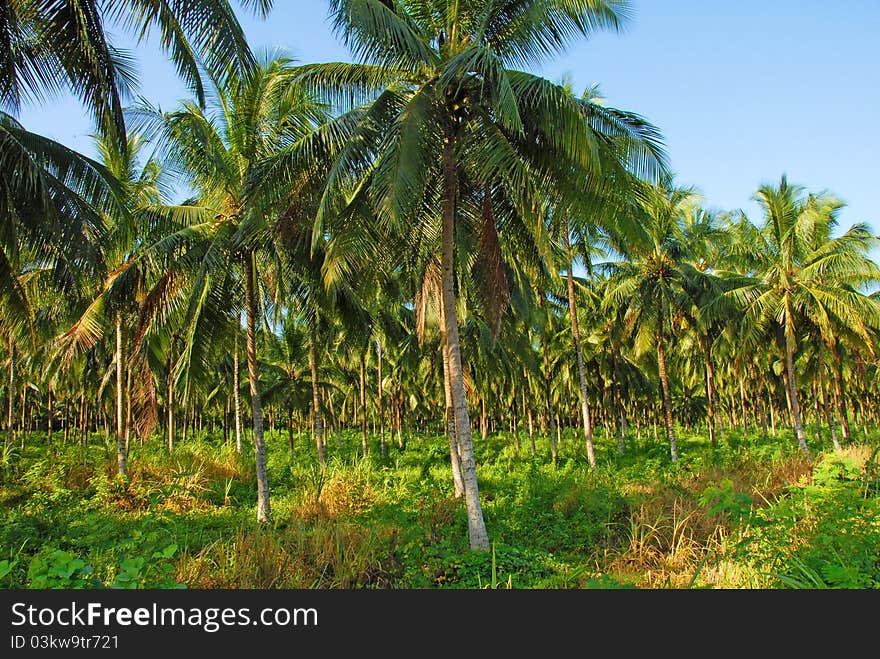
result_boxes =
[115,312,128,477]
[243,252,271,522]
[656,304,678,462]
[766,385,777,436]
[819,366,841,453]
[523,377,536,455]
[125,369,133,448]
[511,385,520,450]
[610,351,626,456]
[562,218,596,467]
[234,316,242,453]
[542,327,557,462]
[359,350,368,458]
[439,286,464,499]
[829,343,851,442]
[739,374,748,439]
[377,339,386,458]
[756,386,769,436]
[181,399,188,444]
[309,324,325,468]
[783,305,810,458]
[6,336,13,451]
[47,388,52,448]
[699,336,716,447]
[395,394,404,449]
[287,406,294,452]
[441,132,488,551]
[166,358,174,454]
[20,387,26,443]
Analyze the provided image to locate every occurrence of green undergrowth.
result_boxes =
[1,424,878,589]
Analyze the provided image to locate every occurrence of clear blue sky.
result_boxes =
[17,0,880,259]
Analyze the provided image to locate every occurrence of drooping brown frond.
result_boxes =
[275,201,312,253]
[129,349,157,442]
[473,186,510,341]
[415,258,441,346]
[133,270,177,347]
[54,295,106,363]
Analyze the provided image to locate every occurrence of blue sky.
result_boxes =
[17,0,880,259]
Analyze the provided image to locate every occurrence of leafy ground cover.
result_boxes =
[1,425,877,589]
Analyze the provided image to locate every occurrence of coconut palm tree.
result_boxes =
[1,0,273,144]
[550,82,667,466]
[0,112,115,337]
[261,315,310,452]
[54,131,161,477]
[678,206,729,446]
[137,53,328,522]
[1,0,277,419]
[290,0,665,551]
[723,176,880,458]
[602,178,702,463]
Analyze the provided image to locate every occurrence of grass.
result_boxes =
[0,422,878,589]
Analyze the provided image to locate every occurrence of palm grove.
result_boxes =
[2,1,879,554]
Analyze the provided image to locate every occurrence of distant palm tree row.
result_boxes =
[2,1,879,552]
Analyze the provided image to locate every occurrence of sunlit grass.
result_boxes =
[1,423,878,589]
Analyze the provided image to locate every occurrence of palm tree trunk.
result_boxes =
[542,328,557,461]
[739,375,748,440]
[439,288,465,499]
[167,369,174,454]
[6,336,14,451]
[767,385,777,437]
[243,252,271,522]
[84,399,91,442]
[309,325,325,469]
[47,388,52,448]
[523,379,535,455]
[325,387,340,452]
[756,388,769,437]
[829,344,851,443]
[616,400,627,456]
[287,406,294,452]
[78,392,85,445]
[812,382,822,443]
[359,350,368,458]
[234,319,242,453]
[181,400,188,444]
[511,385,520,450]
[819,366,841,453]
[19,387,25,450]
[223,398,229,447]
[377,340,386,458]
[562,218,596,467]
[115,312,128,478]
[396,395,404,449]
[655,305,678,462]
[441,132,489,551]
[782,380,792,428]
[610,351,626,456]
[728,390,737,430]
[125,368,132,449]
[699,335,716,447]
[783,311,810,458]
[653,404,659,442]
